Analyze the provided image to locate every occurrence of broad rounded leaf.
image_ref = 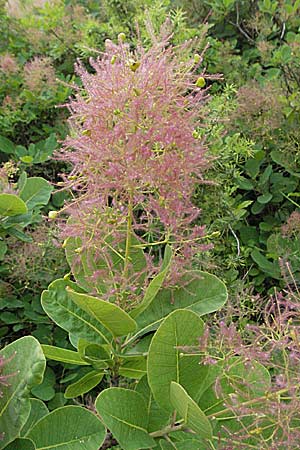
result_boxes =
[19,177,53,210]
[21,399,49,437]
[135,376,170,433]
[95,388,156,450]
[27,406,105,450]
[0,136,15,154]
[0,194,27,217]
[0,337,46,449]
[41,278,111,345]
[170,382,212,439]
[147,309,207,412]
[131,271,227,342]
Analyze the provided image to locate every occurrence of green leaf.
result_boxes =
[27,406,105,450]
[119,355,147,379]
[67,289,137,337]
[251,201,265,215]
[131,245,172,319]
[0,336,46,449]
[3,438,36,450]
[131,271,227,342]
[19,177,53,210]
[31,367,55,402]
[77,341,111,368]
[135,376,170,433]
[20,155,34,164]
[257,192,272,204]
[41,278,111,345]
[64,371,104,398]
[0,241,7,259]
[41,345,90,365]
[0,194,27,217]
[147,309,207,412]
[21,399,49,437]
[170,382,212,439]
[251,250,281,279]
[95,388,156,450]
[0,136,15,154]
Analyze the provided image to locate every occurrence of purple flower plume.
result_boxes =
[58,28,210,305]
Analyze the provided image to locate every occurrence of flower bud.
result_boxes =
[195,76,206,88]
[118,32,126,42]
[128,59,140,72]
[194,53,201,64]
[48,210,58,219]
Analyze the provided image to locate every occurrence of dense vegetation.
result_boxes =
[1,1,300,449]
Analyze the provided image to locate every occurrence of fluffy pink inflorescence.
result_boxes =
[59,30,210,304]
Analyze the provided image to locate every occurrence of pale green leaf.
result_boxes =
[64,371,104,398]
[0,337,46,449]
[0,194,27,217]
[27,406,105,450]
[41,345,89,365]
[95,388,156,450]
[170,382,212,439]
[147,309,208,412]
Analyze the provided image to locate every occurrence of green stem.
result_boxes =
[123,189,133,280]
[207,384,300,419]
[149,421,185,438]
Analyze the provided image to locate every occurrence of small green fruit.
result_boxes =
[195,76,206,88]
[118,32,126,42]
[194,53,201,64]
[128,59,140,72]
[48,210,58,219]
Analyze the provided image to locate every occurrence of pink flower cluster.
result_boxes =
[59,30,210,302]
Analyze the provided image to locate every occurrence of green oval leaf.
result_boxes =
[19,177,53,210]
[0,193,27,217]
[170,382,212,439]
[20,155,34,164]
[67,289,137,337]
[64,371,104,398]
[41,278,111,345]
[0,136,15,154]
[131,271,227,342]
[95,388,156,450]
[257,192,272,204]
[27,406,105,450]
[41,345,89,365]
[147,309,207,412]
[0,337,46,449]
